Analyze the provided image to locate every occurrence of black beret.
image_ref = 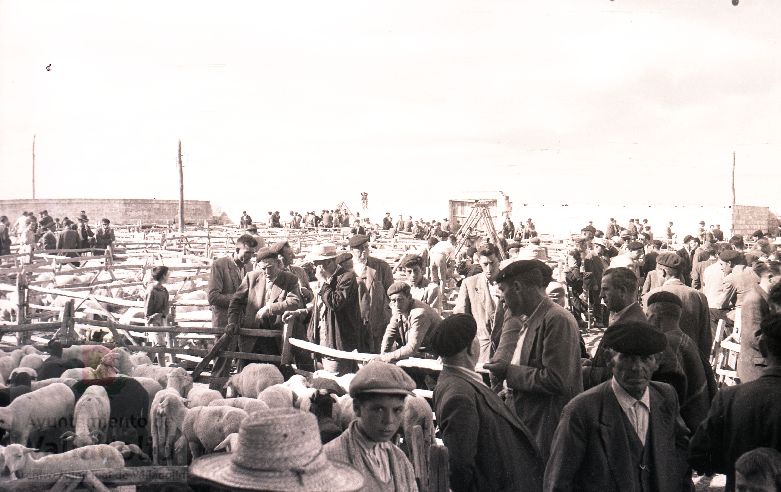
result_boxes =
[256,247,278,261]
[387,281,411,297]
[401,255,423,268]
[429,314,477,357]
[753,230,765,238]
[335,252,353,264]
[507,241,521,250]
[657,252,683,270]
[627,241,644,251]
[348,234,370,248]
[270,240,289,254]
[719,249,741,263]
[602,321,667,355]
[647,291,682,308]
[494,259,552,285]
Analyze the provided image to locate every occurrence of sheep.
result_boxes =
[18,354,46,372]
[61,385,110,448]
[225,363,283,398]
[309,389,342,444]
[37,356,84,380]
[3,443,124,480]
[186,384,223,408]
[3,372,33,404]
[208,397,269,415]
[0,354,20,382]
[97,347,134,376]
[0,383,75,445]
[132,364,192,394]
[150,389,188,465]
[258,384,297,409]
[310,376,347,397]
[312,369,354,395]
[31,377,78,391]
[129,376,164,402]
[19,345,42,356]
[214,432,238,453]
[109,440,151,467]
[334,394,356,431]
[129,353,153,366]
[166,367,193,396]
[61,344,110,369]
[401,394,435,455]
[9,367,37,381]
[60,367,98,380]
[182,406,248,459]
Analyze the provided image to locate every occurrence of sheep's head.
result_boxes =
[61,430,102,448]
[3,444,36,479]
[167,368,193,396]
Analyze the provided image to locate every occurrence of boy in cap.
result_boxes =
[546,320,690,491]
[431,314,544,492]
[324,362,418,491]
[94,218,115,255]
[402,255,442,313]
[349,234,394,353]
[377,281,441,364]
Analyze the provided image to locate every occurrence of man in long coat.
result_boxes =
[485,259,583,461]
[545,321,690,491]
[349,234,393,353]
[738,261,780,382]
[432,314,544,492]
[207,234,257,329]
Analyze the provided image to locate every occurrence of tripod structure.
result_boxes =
[453,201,505,261]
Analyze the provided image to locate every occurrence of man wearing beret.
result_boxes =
[690,314,781,491]
[432,314,545,492]
[643,252,712,358]
[377,282,441,364]
[220,248,302,372]
[349,234,394,353]
[646,291,716,434]
[402,256,442,314]
[454,243,506,365]
[324,361,418,491]
[270,239,313,304]
[545,321,691,491]
[484,259,583,461]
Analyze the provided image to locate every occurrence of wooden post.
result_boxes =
[177,140,185,235]
[31,134,36,199]
[58,299,76,343]
[731,151,736,207]
[16,273,28,344]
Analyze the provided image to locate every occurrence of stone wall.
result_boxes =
[0,199,213,225]
[731,205,779,238]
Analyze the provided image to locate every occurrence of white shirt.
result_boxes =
[611,377,650,445]
[429,240,455,257]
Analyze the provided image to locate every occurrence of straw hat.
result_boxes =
[189,408,363,491]
[304,243,337,263]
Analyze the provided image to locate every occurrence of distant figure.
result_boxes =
[57,223,81,266]
[0,216,11,256]
[37,223,57,251]
[360,192,368,210]
[95,218,115,255]
[239,211,252,228]
[145,266,170,366]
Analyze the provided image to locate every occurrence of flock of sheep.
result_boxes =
[0,343,435,483]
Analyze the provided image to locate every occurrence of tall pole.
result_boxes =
[32,135,36,199]
[731,151,736,206]
[178,140,184,234]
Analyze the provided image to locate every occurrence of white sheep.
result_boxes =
[186,384,223,408]
[225,363,283,398]
[18,354,46,372]
[182,406,248,459]
[132,364,192,394]
[258,384,297,409]
[99,347,135,376]
[31,377,78,391]
[0,383,75,445]
[335,394,356,431]
[3,443,124,480]
[19,345,42,356]
[402,394,435,453]
[9,367,37,382]
[129,353,153,366]
[0,355,16,383]
[166,367,193,396]
[150,389,189,465]
[208,397,269,415]
[61,345,111,369]
[60,367,98,381]
[61,385,110,448]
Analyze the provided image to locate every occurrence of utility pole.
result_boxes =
[731,151,736,207]
[32,135,36,199]
[177,140,184,234]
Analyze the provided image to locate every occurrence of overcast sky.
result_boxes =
[1,0,779,223]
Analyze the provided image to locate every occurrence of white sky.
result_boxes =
[1,0,779,225]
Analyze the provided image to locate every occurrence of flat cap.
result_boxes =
[494,259,552,285]
[269,239,289,254]
[647,291,682,308]
[335,252,353,265]
[627,241,644,251]
[387,281,411,297]
[507,241,521,250]
[255,247,278,261]
[719,249,741,263]
[348,234,370,248]
[349,361,416,397]
[401,255,423,268]
[657,252,683,270]
[428,313,477,357]
[602,321,667,355]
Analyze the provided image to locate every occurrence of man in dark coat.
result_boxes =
[222,248,302,372]
[643,252,712,358]
[485,259,583,461]
[207,234,257,330]
[432,314,544,492]
[676,235,698,286]
[646,291,717,434]
[690,314,781,491]
[349,234,394,353]
[57,223,81,266]
[582,267,647,390]
[545,321,690,491]
[738,261,780,382]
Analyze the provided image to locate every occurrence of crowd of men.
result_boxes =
[204,213,781,491]
[0,210,116,262]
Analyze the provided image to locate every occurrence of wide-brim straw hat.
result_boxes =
[304,243,338,263]
[189,408,363,491]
